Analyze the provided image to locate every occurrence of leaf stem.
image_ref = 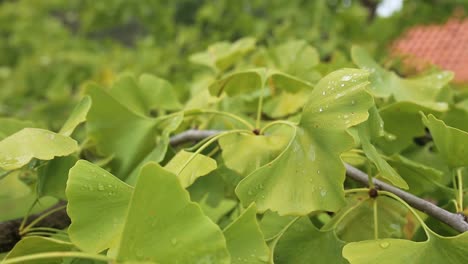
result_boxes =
[255,84,266,129]
[1,252,113,264]
[260,120,297,135]
[20,205,67,235]
[456,168,464,212]
[373,199,379,240]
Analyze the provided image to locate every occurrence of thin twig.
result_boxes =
[345,163,468,233]
[1,129,467,254]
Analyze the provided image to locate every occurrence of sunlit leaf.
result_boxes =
[422,114,468,168]
[219,130,289,177]
[66,160,133,253]
[223,204,270,264]
[343,231,468,263]
[0,128,78,170]
[237,69,374,215]
[59,96,91,136]
[352,46,452,110]
[4,236,72,264]
[189,37,256,72]
[116,162,230,263]
[164,150,217,188]
[110,74,182,116]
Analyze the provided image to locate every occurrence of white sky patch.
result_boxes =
[377,0,403,18]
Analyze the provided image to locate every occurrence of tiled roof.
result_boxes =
[392,17,468,83]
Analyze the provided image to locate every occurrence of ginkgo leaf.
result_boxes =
[110,74,182,117]
[66,160,133,253]
[4,236,72,264]
[322,194,408,242]
[219,130,289,177]
[223,204,270,264]
[59,96,91,136]
[274,217,347,264]
[189,37,256,72]
[85,84,160,179]
[116,162,230,263]
[343,231,468,263]
[0,118,35,140]
[376,101,441,154]
[263,90,311,118]
[209,68,313,97]
[236,69,374,215]
[268,40,321,83]
[352,45,452,110]
[357,117,408,189]
[0,172,30,200]
[0,128,78,170]
[37,155,78,199]
[164,150,217,188]
[125,112,183,185]
[422,114,468,168]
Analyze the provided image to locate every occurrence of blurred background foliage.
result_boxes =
[0,0,467,129]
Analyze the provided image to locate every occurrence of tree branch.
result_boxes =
[1,129,467,253]
[345,164,468,233]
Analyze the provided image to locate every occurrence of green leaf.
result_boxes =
[0,128,78,170]
[0,172,30,200]
[219,131,289,177]
[357,116,408,189]
[274,217,347,264]
[263,90,311,118]
[352,46,452,110]
[237,69,374,215]
[66,160,133,253]
[116,162,230,263]
[0,118,35,140]
[37,155,78,199]
[125,112,184,185]
[85,84,159,179]
[269,40,321,83]
[343,231,468,264]
[259,211,297,241]
[209,68,313,97]
[322,194,408,242]
[4,236,72,264]
[387,155,443,195]
[59,96,91,136]
[189,37,256,72]
[164,150,217,188]
[422,114,468,168]
[110,74,182,116]
[376,102,441,154]
[223,204,270,264]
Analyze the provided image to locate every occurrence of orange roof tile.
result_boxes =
[392,17,468,83]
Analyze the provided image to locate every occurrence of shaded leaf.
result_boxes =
[274,217,347,264]
[59,96,91,136]
[0,118,35,140]
[224,204,270,264]
[37,155,78,199]
[4,236,72,264]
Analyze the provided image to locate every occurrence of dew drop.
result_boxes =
[98,183,105,191]
[248,190,253,195]
[322,91,326,96]
[351,100,355,105]
[48,134,55,140]
[340,83,345,87]
[341,75,352,81]
[171,238,178,245]
[317,170,320,174]
[259,184,264,190]
[320,189,327,197]
[319,107,323,112]
[380,241,390,249]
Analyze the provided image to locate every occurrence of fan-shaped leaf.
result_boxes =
[0,128,78,170]
[164,150,217,188]
[237,69,374,215]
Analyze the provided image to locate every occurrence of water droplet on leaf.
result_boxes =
[380,241,390,249]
